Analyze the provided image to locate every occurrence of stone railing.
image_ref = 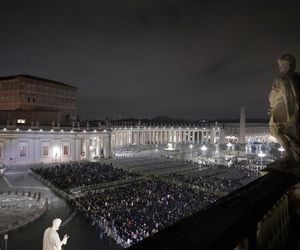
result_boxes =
[129,171,297,250]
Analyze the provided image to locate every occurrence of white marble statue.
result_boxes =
[43,218,69,250]
[269,54,300,163]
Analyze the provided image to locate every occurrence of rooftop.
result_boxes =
[0,74,77,89]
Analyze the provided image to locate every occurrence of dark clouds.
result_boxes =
[1,0,300,120]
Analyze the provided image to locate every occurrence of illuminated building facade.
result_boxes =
[224,122,270,143]
[0,75,271,166]
[111,125,224,149]
[0,128,111,166]
[0,74,77,126]
[0,123,270,166]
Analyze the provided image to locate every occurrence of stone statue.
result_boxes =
[43,218,69,250]
[269,54,300,165]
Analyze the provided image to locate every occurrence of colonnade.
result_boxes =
[0,126,226,165]
[79,134,111,160]
[111,127,224,149]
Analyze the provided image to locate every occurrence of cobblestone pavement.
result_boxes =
[0,194,47,234]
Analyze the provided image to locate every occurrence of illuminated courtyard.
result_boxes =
[0,142,280,249]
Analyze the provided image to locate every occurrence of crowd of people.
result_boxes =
[32,162,138,190]
[32,156,260,248]
[170,164,258,196]
[75,179,211,247]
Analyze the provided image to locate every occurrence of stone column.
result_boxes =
[196,132,200,144]
[200,132,204,144]
[108,132,112,157]
[34,138,39,164]
[210,130,215,144]
[80,138,85,159]
[85,137,90,160]
[219,129,225,144]
[96,136,100,157]
[126,131,129,145]
[75,137,80,160]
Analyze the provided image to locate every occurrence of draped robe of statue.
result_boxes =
[43,218,68,250]
[269,71,300,161]
[43,227,64,250]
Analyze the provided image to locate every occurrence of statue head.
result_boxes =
[52,218,62,231]
[277,54,296,74]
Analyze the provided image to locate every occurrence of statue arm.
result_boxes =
[52,232,68,249]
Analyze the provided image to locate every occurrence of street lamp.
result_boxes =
[214,144,219,157]
[258,151,266,166]
[201,145,207,156]
[278,146,285,157]
[189,144,194,159]
[227,142,232,151]
[4,234,8,250]
[215,149,219,157]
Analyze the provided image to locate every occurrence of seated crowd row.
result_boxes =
[32,162,138,190]
[75,179,217,247]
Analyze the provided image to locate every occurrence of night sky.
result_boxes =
[1,0,300,120]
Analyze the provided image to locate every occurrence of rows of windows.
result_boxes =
[0,82,18,90]
[0,81,76,97]
[0,92,75,106]
[19,82,75,97]
[18,145,70,157]
[0,92,18,102]
[24,95,75,106]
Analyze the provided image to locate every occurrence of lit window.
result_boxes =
[17,119,25,124]
[63,146,69,156]
[20,146,27,157]
[42,146,49,156]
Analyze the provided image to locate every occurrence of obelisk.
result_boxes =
[239,103,246,144]
[239,103,246,155]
